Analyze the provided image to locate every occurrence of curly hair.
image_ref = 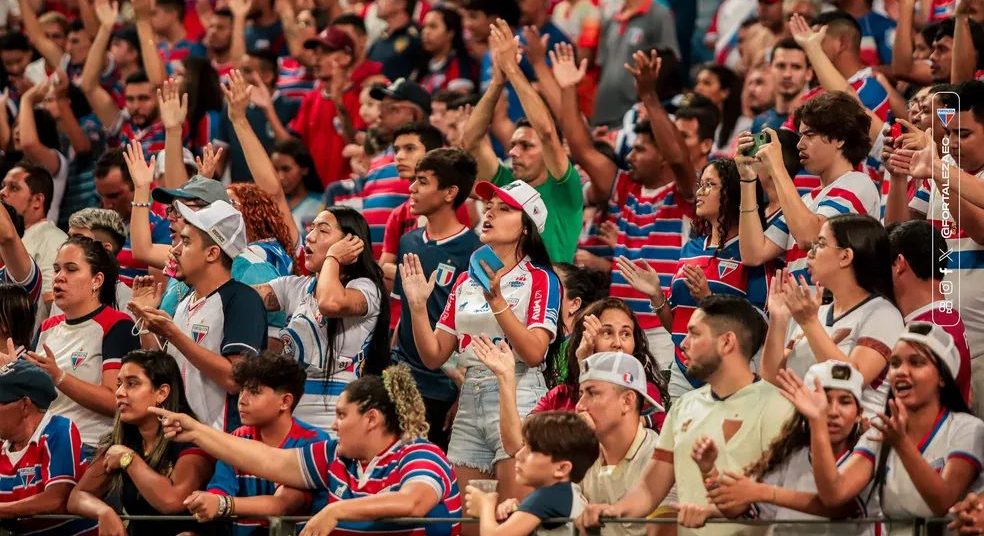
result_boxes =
[227,183,296,257]
[794,91,872,167]
[691,159,765,245]
[344,365,429,441]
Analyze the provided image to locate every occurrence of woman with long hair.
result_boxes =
[400,180,559,502]
[775,323,983,534]
[149,365,462,536]
[549,262,608,385]
[227,183,296,277]
[618,158,768,398]
[175,56,224,154]
[477,297,667,460]
[0,283,35,354]
[690,361,873,535]
[694,64,746,154]
[271,138,324,233]
[29,236,139,458]
[416,6,477,94]
[253,206,389,433]
[762,214,904,417]
[67,350,213,536]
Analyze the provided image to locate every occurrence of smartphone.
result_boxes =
[890,121,907,140]
[741,132,772,157]
[468,245,505,294]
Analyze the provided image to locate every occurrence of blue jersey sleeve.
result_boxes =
[397,443,453,500]
[219,284,268,357]
[517,483,574,521]
[206,459,240,496]
[44,417,83,487]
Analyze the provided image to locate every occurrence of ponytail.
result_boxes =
[383,365,429,441]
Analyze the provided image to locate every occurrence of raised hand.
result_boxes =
[681,264,711,301]
[23,344,63,383]
[871,399,910,447]
[130,275,164,311]
[625,49,662,99]
[472,335,516,381]
[196,143,224,179]
[221,69,253,122]
[788,14,826,51]
[766,269,791,321]
[616,256,665,299]
[248,72,274,109]
[94,0,119,28]
[574,314,603,361]
[598,220,618,249]
[522,26,550,67]
[549,42,587,89]
[399,253,437,310]
[774,368,828,421]
[781,273,822,325]
[488,19,520,72]
[228,0,252,19]
[158,78,189,130]
[121,140,156,190]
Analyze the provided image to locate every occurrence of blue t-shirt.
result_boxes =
[391,227,481,401]
[857,11,896,66]
[216,95,301,182]
[751,108,789,134]
[245,20,288,57]
[517,482,585,535]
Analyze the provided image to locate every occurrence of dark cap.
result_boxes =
[151,175,231,205]
[303,27,355,54]
[369,78,432,114]
[0,360,57,410]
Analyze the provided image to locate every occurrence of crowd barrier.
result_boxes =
[5,515,959,535]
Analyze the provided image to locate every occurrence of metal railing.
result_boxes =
[6,515,958,536]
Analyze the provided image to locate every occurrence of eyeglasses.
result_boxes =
[695,181,720,194]
[809,237,846,254]
[165,201,207,219]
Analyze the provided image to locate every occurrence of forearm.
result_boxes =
[891,6,915,77]
[948,161,984,208]
[640,93,690,169]
[323,488,436,521]
[884,175,913,224]
[166,331,238,393]
[809,419,852,506]
[56,102,93,153]
[896,441,962,515]
[315,260,351,316]
[409,304,452,369]
[771,487,859,518]
[332,93,357,144]
[497,376,524,456]
[19,0,63,67]
[0,236,36,284]
[559,86,612,203]
[760,317,791,384]
[770,162,822,245]
[129,190,170,268]
[0,484,70,517]
[463,79,504,151]
[479,501,500,536]
[229,15,248,66]
[124,457,198,513]
[953,15,977,83]
[262,105,292,144]
[163,126,190,189]
[183,425,307,489]
[279,7,306,61]
[135,20,165,86]
[67,489,114,519]
[232,116,284,202]
[78,0,99,38]
[530,61,562,116]
[57,375,117,417]
[228,488,307,517]
[738,183,771,266]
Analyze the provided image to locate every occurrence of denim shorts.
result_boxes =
[446,365,547,472]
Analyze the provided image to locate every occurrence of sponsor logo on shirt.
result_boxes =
[70,351,88,369]
[531,290,543,319]
[191,324,210,344]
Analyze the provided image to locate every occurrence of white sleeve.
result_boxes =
[268,276,310,313]
[855,303,904,362]
[347,277,381,319]
[945,415,984,475]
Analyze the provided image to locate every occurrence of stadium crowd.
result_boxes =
[1,0,984,534]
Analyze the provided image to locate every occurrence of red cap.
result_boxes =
[304,27,355,54]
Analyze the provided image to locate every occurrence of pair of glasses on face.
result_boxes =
[164,201,208,219]
[809,237,847,254]
[695,181,720,194]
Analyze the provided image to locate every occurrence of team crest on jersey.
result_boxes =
[435,263,456,287]
[937,107,956,127]
[280,334,296,358]
[70,351,88,369]
[718,259,740,279]
[191,324,210,344]
[17,467,38,488]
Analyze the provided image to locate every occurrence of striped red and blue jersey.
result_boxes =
[158,38,207,64]
[361,163,411,259]
[577,208,615,261]
[669,236,767,388]
[298,438,461,536]
[608,171,693,330]
[930,0,956,21]
[187,109,223,155]
[0,257,43,311]
[0,414,96,536]
[277,57,315,101]
[118,211,173,286]
[207,419,329,536]
[113,116,168,160]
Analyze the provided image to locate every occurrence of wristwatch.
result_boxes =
[120,451,134,471]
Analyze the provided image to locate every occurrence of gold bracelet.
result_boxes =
[740,205,759,213]
[491,303,510,316]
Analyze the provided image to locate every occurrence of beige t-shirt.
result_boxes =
[655,379,794,536]
[581,425,659,536]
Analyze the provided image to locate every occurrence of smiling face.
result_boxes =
[889,340,944,411]
[115,362,169,424]
[479,197,524,246]
[303,211,345,273]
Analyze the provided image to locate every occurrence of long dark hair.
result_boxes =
[272,138,324,194]
[182,56,223,133]
[59,235,119,309]
[563,298,667,403]
[698,64,742,149]
[516,212,564,380]
[99,350,196,497]
[0,284,34,348]
[419,7,476,86]
[827,214,895,304]
[323,207,390,378]
[691,159,765,245]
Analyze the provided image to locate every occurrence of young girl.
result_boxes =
[763,214,904,417]
[400,180,559,501]
[67,350,213,536]
[619,158,768,398]
[270,138,324,233]
[31,236,139,458]
[780,323,983,535]
[253,207,389,433]
[417,6,477,94]
[550,262,608,385]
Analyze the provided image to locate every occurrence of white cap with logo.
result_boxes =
[803,360,864,403]
[897,321,961,381]
[177,200,248,259]
[579,351,663,412]
[474,180,548,233]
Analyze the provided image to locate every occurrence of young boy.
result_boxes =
[183,352,329,535]
[464,412,599,536]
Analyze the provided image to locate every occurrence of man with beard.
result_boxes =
[204,7,250,79]
[548,46,694,369]
[579,295,793,536]
[752,38,813,133]
[129,200,267,432]
[82,69,165,159]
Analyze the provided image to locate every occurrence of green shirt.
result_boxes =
[491,162,583,263]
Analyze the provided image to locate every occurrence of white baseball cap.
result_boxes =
[177,200,247,259]
[155,147,197,177]
[803,360,863,403]
[474,180,548,233]
[897,322,961,381]
[579,352,663,412]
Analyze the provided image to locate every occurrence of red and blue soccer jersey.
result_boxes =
[607,171,693,330]
[207,419,329,536]
[158,39,207,64]
[111,115,168,160]
[0,257,43,311]
[0,414,95,536]
[668,236,767,388]
[361,163,411,259]
[298,438,461,536]
[930,0,956,21]
[118,211,173,286]
[277,57,315,101]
